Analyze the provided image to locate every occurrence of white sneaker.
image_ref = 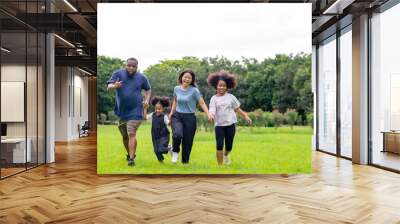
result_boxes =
[223,155,231,165]
[171,152,179,163]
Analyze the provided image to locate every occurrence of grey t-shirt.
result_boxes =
[173,86,201,113]
[209,93,240,126]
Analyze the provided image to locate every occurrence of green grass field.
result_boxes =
[97,123,312,174]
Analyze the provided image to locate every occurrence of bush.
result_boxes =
[99,113,107,124]
[296,115,303,126]
[237,114,245,126]
[253,109,265,127]
[262,112,274,127]
[285,109,298,129]
[272,109,284,129]
[203,109,310,128]
[196,112,213,132]
[306,112,313,128]
[107,111,119,123]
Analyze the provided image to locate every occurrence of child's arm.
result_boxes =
[164,114,170,126]
[209,96,216,121]
[146,112,153,121]
[143,106,148,120]
[235,107,252,125]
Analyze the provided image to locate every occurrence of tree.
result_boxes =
[97,56,124,115]
[97,53,313,122]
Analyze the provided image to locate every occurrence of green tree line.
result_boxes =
[97,54,313,125]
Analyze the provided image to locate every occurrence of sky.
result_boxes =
[98,3,311,71]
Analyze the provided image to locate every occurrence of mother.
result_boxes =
[169,69,212,164]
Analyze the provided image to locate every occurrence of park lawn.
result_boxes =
[97,123,312,174]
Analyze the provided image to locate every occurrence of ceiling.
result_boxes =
[0,0,393,75]
[1,0,97,75]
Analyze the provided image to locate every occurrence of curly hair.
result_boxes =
[151,96,170,108]
[178,69,196,87]
[207,70,237,90]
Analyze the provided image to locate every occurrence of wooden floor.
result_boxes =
[1,167,26,178]
[1,135,400,223]
[373,151,400,171]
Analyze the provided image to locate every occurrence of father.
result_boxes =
[107,57,151,166]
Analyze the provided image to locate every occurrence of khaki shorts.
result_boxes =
[118,119,141,136]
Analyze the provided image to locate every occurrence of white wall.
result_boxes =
[55,67,69,141]
[72,72,89,138]
[312,45,317,151]
[55,67,89,141]
[1,63,46,164]
[1,65,26,140]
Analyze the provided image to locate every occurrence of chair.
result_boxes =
[79,121,90,138]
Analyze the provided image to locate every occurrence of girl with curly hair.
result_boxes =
[207,70,252,165]
[145,96,172,162]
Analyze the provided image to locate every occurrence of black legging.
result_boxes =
[215,124,236,151]
[171,112,197,163]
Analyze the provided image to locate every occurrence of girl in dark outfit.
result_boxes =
[146,96,171,162]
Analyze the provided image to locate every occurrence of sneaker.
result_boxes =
[127,154,136,161]
[128,158,135,166]
[171,152,179,163]
[223,155,231,165]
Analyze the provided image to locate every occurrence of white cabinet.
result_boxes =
[1,138,32,163]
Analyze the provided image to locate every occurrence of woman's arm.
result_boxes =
[234,107,252,125]
[169,97,177,121]
[198,97,213,121]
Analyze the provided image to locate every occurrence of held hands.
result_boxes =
[208,113,214,122]
[143,100,149,109]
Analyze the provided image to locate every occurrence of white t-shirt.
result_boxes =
[209,93,240,126]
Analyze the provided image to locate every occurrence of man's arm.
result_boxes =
[107,83,116,90]
[143,89,151,109]
[142,75,151,108]
[107,78,122,90]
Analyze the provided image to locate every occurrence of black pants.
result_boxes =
[171,112,197,163]
[152,136,169,161]
[215,124,236,151]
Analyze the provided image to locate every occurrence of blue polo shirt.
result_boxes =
[107,69,151,121]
